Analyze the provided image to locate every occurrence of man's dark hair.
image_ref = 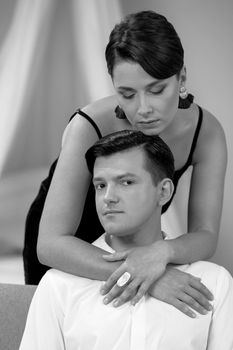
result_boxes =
[85,130,174,185]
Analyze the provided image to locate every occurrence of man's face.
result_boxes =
[93,147,161,237]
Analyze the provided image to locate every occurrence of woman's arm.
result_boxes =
[37,108,122,280]
[164,110,227,264]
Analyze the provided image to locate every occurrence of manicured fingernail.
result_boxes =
[100,289,105,295]
[207,304,213,311]
[190,312,196,318]
[113,300,119,307]
[103,297,109,304]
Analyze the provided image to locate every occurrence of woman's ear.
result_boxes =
[179,65,187,86]
[157,178,174,207]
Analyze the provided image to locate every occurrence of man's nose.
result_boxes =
[103,185,119,204]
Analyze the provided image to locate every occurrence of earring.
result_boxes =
[115,105,127,119]
[178,85,193,109]
[179,86,188,99]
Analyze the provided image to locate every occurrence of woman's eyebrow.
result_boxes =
[116,80,164,91]
[146,81,164,89]
[116,86,136,91]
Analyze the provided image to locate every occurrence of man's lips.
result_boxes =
[103,210,124,216]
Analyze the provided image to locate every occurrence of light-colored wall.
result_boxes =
[120,0,233,274]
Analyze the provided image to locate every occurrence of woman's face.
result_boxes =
[112,61,181,135]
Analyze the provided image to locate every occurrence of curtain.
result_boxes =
[0,0,122,176]
[0,0,55,176]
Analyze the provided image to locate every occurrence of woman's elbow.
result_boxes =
[204,229,219,258]
[36,227,53,265]
[37,238,49,265]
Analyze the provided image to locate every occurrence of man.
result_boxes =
[20,130,233,349]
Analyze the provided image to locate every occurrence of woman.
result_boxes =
[23,10,227,317]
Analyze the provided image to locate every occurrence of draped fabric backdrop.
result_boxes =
[0,0,119,176]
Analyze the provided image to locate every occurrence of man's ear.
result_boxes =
[157,178,174,207]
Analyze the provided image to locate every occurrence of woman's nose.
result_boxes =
[138,94,152,116]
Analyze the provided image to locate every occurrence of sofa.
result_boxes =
[0,283,36,350]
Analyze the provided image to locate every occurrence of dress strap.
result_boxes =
[69,108,102,139]
[185,105,203,165]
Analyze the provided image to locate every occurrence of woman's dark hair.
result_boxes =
[105,10,184,80]
[85,130,174,186]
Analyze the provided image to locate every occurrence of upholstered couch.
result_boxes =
[0,283,36,350]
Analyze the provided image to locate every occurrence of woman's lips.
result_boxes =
[137,120,160,128]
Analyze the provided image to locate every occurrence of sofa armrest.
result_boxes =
[0,283,36,350]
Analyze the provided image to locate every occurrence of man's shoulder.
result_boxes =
[41,269,98,292]
[187,260,230,278]
[185,261,232,294]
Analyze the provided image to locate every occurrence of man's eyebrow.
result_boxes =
[116,173,137,179]
[116,81,164,91]
[93,176,104,183]
[93,172,137,182]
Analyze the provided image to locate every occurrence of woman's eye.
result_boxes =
[123,94,134,99]
[119,91,135,99]
[150,88,164,95]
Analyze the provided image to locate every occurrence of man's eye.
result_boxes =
[95,183,105,190]
[121,180,133,186]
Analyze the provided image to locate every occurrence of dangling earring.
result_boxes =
[179,86,188,99]
[178,86,194,109]
[115,105,127,119]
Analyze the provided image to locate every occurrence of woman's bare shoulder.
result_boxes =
[193,104,227,162]
[82,95,119,134]
[199,106,226,141]
[62,95,120,146]
[82,95,118,116]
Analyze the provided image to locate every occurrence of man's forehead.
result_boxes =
[93,148,145,176]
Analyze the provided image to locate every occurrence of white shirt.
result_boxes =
[20,235,233,350]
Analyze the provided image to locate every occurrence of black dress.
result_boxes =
[23,106,203,284]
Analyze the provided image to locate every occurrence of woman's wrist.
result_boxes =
[152,239,173,266]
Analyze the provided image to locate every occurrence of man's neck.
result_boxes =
[105,226,163,252]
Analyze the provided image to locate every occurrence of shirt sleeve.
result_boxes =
[19,270,66,350]
[207,266,233,350]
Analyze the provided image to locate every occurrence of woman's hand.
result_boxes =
[100,241,214,317]
[148,267,214,318]
[100,240,170,307]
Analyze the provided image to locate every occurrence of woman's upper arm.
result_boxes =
[188,110,227,237]
[38,114,100,245]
